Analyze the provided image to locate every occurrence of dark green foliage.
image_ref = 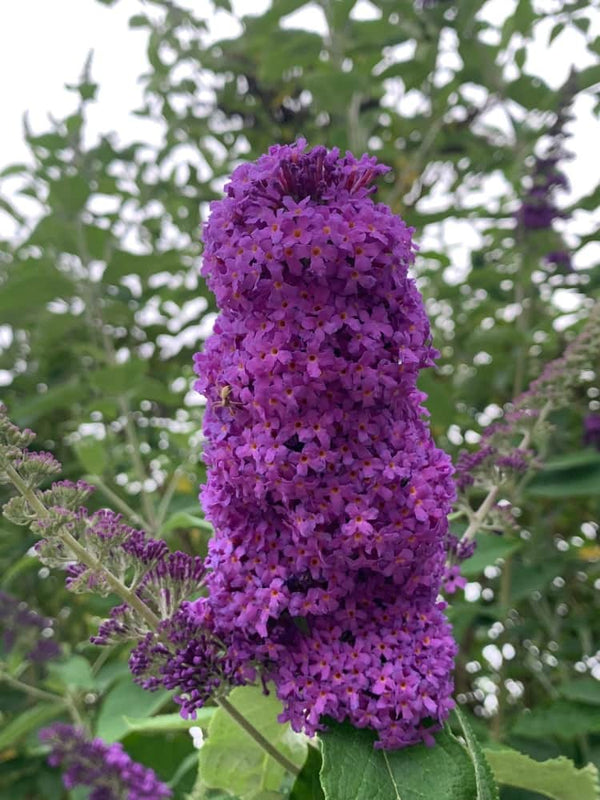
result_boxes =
[0,0,599,798]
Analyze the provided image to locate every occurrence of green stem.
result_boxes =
[217,696,300,776]
[92,475,152,530]
[91,644,114,676]
[4,462,161,631]
[65,692,87,730]
[460,486,500,546]
[156,468,183,529]
[74,213,158,535]
[4,463,298,777]
[116,395,159,533]
[0,670,65,704]
[491,555,513,742]
[459,401,553,546]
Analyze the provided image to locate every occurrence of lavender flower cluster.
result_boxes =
[0,590,60,664]
[0,407,249,719]
[40,724,171,800]
[518,76,575,273]
[193,141,457,748]
[455,302,600,491]
[584,414,600,450]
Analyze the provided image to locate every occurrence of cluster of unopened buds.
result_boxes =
[0,405,250,717]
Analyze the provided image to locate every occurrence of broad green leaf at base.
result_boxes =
[319,721,477,800]
[485,747,600,800]
[290,745,325,800]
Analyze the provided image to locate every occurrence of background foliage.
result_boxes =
[0,0,599,797]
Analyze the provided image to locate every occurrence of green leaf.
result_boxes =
[319,721,477,800]
[560,679,600,707]
[511,701,600,740]
[290,745,325,800]
[47,175,90,213]
[47,655,95,691]
[0,702,65,749]
[509,560,560,604]
[485,747,600,800]
[418,371,455,429]
[122,730,196,792]
[578,64,600,92]
[0,261,74,324]
[129,13,150,28]
[527,459,600,497]
[0,163,29,178]
[73,437,108,475]
[549,22,564,44]
[14,380,87,425]
[103,249,183,282]
[542,452,600,471]
[93,661,131,692]
[0,196,25,224]
[460,535,523,578]
[124,709,215,733]
[453,708,499,800]
[89,358,147,396]
[95,679,171,743]
[161,511,214,535]
[198,686,307,799]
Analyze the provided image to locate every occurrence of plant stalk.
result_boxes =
[92,475,152,530]
[4,462,299,777]
[0,670,65,704]
[459,401,553,546]
[217,696,300,776]
[4,461,161,631]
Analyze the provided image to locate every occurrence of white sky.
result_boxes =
[0,0,599,249]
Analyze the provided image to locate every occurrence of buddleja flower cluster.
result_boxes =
[455,302,600,492]
[40,724,171,800]
[517,73,575,273]
[584,414,600,450]
[0,590,61,664]
[194,140,457,748]
[0,405,249,718]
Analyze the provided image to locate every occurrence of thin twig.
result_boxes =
[116,395,159,533]
[0,670,65,704]
[459,401,553,546]
[4,462,161,631]
[217,696,300,776]
[92,475,152,531]
[4,462,299,775]
[156,468,183,529]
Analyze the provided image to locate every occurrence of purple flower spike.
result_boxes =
[0,591,60,664]
[194,140,456,748]
[584,414,600,450]
[40,724,171,800]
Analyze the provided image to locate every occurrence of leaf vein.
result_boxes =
[383,752,403,800]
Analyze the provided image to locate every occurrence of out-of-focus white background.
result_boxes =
[0,0,599,264]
